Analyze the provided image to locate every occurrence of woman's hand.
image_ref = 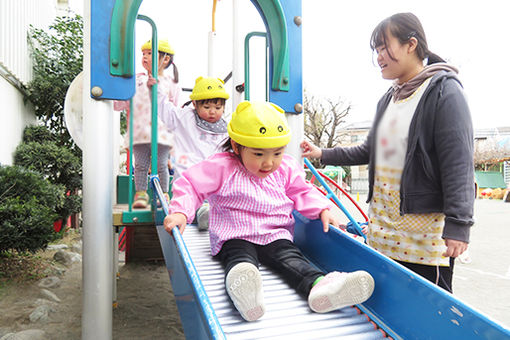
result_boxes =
[443,238,468,258]
[320,209,340,233]
[361,224,368,235]
[163,213,187,234]
[300,140,322,159]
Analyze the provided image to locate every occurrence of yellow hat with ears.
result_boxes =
[141,39,175,55]
[228,101,291,148]
[189,76,230,100]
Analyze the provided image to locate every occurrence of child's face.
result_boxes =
[194,101,225,123]
[141,49,169,73]
[234,144,286,178]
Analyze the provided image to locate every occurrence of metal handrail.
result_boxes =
[244,31,268,101]
[304,158,366,240]
[127,15,160,212]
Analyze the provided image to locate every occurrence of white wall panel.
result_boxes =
[0,0,56,85]
[0,0,57,165]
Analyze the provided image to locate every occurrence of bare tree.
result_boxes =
[303,90,351,167]
[474,137,510,170]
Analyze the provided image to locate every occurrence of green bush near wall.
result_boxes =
[0,165,64,253]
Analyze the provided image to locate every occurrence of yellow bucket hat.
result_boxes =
[189,77,230,101]
[228,101,291,148]
[141,39,175,55]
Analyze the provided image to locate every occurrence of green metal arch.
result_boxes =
[251,0,290,92]
[110,0,143,77]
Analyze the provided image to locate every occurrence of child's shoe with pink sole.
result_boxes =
[226,262,265,321]
[308,270,374,313]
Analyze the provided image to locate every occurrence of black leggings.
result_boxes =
[215,239,324,298]
[396,257,455,293]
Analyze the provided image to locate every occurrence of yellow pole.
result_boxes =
[356,192,359,202]
[212,0,217,32]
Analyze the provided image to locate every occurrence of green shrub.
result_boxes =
[22,125,55,143]
[0,165,64,253]
[13,126,82,221]
[26,14,83,151]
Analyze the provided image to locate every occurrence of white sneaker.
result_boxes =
[226,263,265,321]
[197,203,209,231]
[308,270,374,313]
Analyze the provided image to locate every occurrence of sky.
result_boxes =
[73,0,510,129]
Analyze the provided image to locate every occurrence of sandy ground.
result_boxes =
[1,197,508,339]
[0,255,185,340]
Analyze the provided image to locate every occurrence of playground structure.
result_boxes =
[80,0,510,339]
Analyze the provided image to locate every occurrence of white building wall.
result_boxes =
[0,77,36,165]
[0,0,58,165]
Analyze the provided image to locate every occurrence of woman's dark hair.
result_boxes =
[370,12,445,65]
[158,51,179,83]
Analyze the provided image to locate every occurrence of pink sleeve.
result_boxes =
[114,100,129,112]
[169,153,230,223]
[283,156,331,220]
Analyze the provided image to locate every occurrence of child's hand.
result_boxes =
[300,140,322,159]
[361,224,368,235]
[320,209,340,233]
[147,74,157,88]
[164,213,187,234]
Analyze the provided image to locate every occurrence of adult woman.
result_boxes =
[301,13,474,292]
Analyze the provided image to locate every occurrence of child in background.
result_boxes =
[117,39,181,209]
[164,101,375,322]
[159,76,230,229]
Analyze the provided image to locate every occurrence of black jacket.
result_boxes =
[321,71,474,243]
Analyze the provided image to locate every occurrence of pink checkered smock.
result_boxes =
[169,152,332,255]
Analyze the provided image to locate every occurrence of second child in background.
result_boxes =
[158,76,230,230]
[116,39,182,209]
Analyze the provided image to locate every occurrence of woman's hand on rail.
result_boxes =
[300,140,322,159]
[320,209,340,233]
[164,213,187,234]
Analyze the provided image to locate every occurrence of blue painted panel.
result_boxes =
[91,0,135,100]
[293,213,510,340]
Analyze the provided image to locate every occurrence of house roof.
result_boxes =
[474,127,510,139]
[344,120,372,131]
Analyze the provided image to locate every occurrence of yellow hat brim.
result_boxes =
[228,125,291,149]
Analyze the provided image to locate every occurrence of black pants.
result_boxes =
[396,257,455,293]
[215,239,324,298]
